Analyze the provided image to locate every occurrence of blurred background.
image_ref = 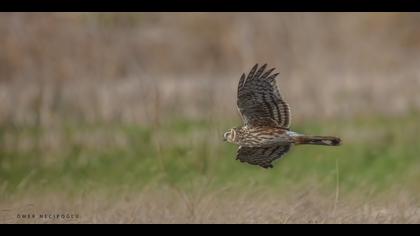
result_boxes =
[1,13,420,223]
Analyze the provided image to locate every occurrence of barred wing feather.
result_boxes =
[236,144,292,168]
[237,64,291,129]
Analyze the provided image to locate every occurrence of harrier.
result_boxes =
[223,64,341,168]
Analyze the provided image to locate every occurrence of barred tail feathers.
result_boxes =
[294,135,341,146]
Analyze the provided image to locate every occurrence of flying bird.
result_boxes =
[223,64,341,168]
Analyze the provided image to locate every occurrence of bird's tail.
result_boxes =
[294,135,341,146]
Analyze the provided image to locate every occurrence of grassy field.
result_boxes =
[1,114,420,223]
[2,13,420,224]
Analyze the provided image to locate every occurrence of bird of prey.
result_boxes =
[223,64,341,168]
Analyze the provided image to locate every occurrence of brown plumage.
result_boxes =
[224,64,341,169]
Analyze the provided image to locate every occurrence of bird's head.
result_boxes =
[223,128,237,143]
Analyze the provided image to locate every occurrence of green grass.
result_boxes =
[1,114,420,199]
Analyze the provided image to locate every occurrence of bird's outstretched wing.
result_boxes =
[237,64,291,129]
[236,144,292,168]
